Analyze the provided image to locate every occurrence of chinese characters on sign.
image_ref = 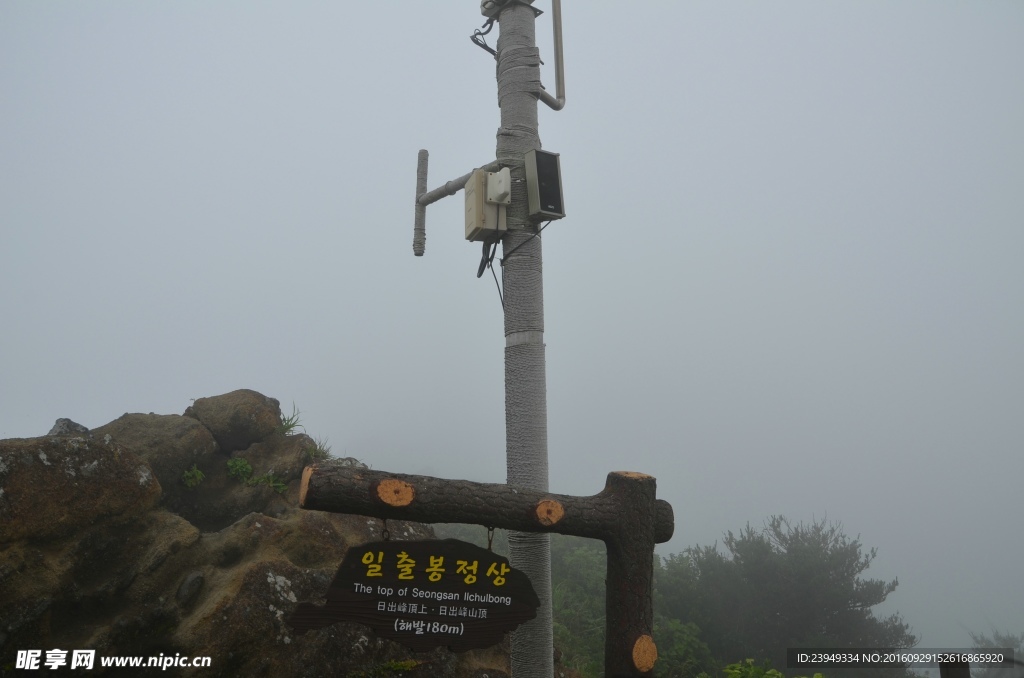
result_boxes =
[287,539,539,652]
[16,650,95,670]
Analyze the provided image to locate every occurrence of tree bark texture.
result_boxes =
[300,463,673,676]
[495,4,550,677]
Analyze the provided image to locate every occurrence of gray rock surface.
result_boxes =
[183,389,282,453]
[0,391,508,677]
[91,413,218,510]
[46,418,89,436]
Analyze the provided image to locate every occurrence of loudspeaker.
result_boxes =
[525,149,565,220]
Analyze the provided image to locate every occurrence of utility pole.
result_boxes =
[494,4,554,677]
[412,2,566,674]
[404,4,666,666]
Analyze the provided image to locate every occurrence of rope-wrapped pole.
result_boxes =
[494,5,554,676]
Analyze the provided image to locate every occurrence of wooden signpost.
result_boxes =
[291,462,674,677]
[289,538,539,651]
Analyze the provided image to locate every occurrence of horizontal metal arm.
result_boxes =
[418,160,500,207]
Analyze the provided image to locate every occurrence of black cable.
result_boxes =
[490,253,504,312]
[499,221,551,266]
[476,240,504,311]
[476,240,492,278]
[471,18,498,58]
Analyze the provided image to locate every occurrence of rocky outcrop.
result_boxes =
[46,419,89,436]
[0,435,161,543]
[0,390,506,677]
[183,389,282,453]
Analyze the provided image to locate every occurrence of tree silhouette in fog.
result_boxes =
[657,516,917,678]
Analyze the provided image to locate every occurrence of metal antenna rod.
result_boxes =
[412,151,500,256]
[413,151,428,256]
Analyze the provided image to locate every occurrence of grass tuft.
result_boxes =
[304,436,333,463]
[278,402,304,436]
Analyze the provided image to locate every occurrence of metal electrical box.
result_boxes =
[525,149,565,220]
[465,168,508,242]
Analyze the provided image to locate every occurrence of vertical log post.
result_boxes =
[603,472,658,676]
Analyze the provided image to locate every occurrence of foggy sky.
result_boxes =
[2,1,1021,653]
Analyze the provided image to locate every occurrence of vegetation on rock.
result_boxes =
[278,402,304,435]
[182,464,205,488]
[249,470,288,494]
[304,435,333,463]
[227,457,253,482]
[226,456,288,494]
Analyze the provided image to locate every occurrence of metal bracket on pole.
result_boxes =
[412,150,500,256]
[537,0,565,111]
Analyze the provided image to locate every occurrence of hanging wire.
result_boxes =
[486,526,496,551]
[381,518,390,542]
[476,239,495,278]
[476,240,505,311]
[490,257,504,312]
[499,221,552,266]
[470,17,498,58]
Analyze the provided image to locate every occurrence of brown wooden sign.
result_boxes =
[287,539,539,652]
[298,465,674,676]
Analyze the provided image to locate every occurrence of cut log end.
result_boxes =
[299,466,314,507]
[534,499,565,526]
[615,471,654,480]
[376,478,416,507]
[632,634,657,673]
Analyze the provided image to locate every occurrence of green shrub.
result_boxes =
[249,471,288,494]
[182,464,205,488]
[227,458,253,482]
[227,457,286,493]
[723,659,824,678]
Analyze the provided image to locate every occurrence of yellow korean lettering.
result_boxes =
[362,550,384,577]
[396,551,416,580]
[456,559,479,584]
[486,561,511,586]
[426,555,446,582]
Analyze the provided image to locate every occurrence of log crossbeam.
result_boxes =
[299,463,674,677]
